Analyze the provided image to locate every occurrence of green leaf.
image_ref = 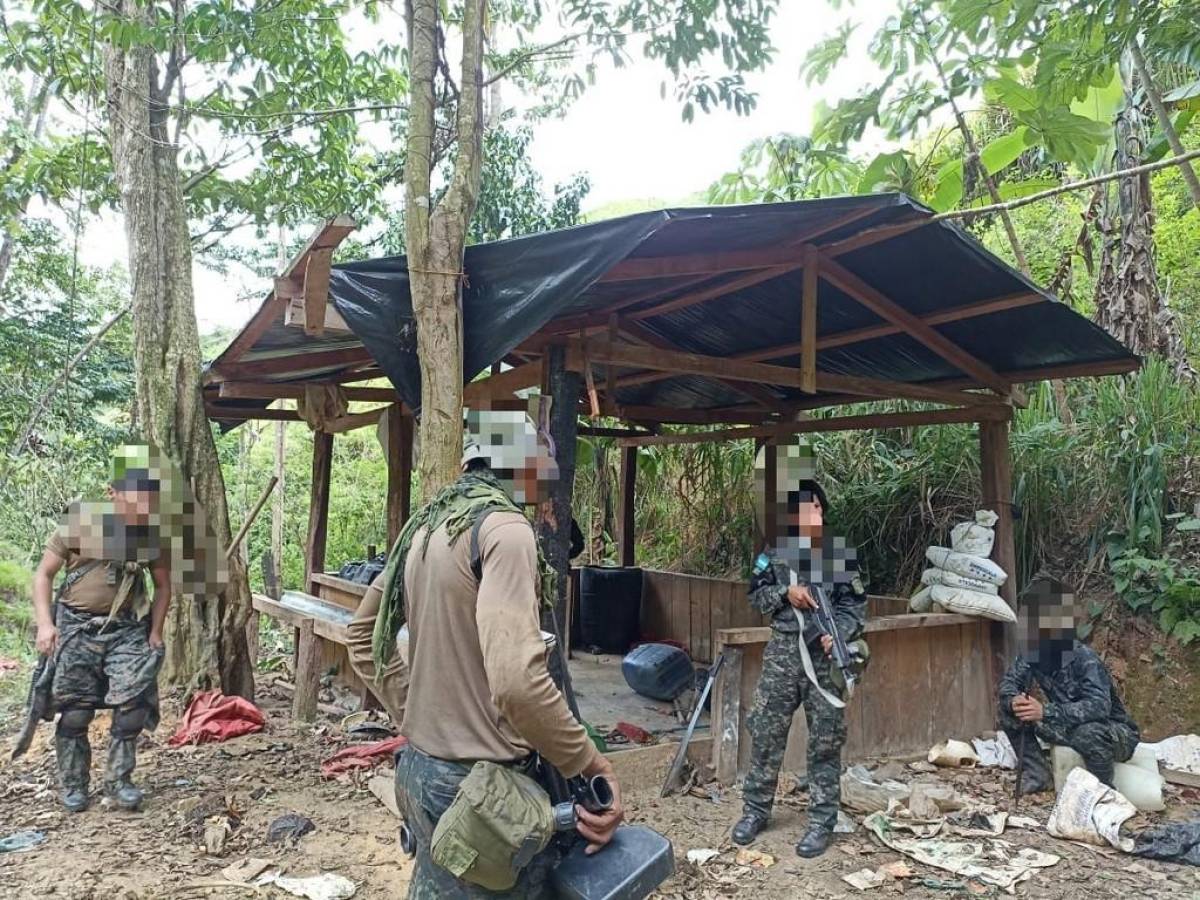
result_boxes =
[929,158,963,213]
[1163,79,1200,111]
[1177,518,1200,532]
[980,126,1033,176]
[1069,67,1125,124]
[984,75,1038,113]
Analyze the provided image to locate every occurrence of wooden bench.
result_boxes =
[252,590,366,721]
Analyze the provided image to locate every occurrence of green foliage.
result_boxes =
[1111,550,1200,644]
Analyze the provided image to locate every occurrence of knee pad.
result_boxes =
[111,704,149,738]
[57,707,95,737]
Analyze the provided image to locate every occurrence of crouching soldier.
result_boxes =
[732,473,868,859]
[18,445,171,813]
[998,574,1139,793]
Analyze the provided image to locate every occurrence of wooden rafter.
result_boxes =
[616,404,1012,448]
[304,248,334,336]
[283,297,350,334]
[628,264,800,321]
[204,402,389,433]
[462,359,544,406]
[215,381,403,403]
[211,346,374,381]
[818,255,1012,395]
[800,245,818,393]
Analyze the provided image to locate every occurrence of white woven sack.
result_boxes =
[950,510,999,556]
[920,566,1000,595]
[909,586,933,613]
[925,546,1007,586]
[930,584,1016,623]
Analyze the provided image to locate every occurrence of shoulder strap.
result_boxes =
[469,508,500,583]
[55,558,105,602]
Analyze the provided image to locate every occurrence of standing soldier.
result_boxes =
[19,444,171,813]
[732,471,867,859]
[372,408,623,898]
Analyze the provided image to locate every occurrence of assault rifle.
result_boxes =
[810,583,861,698]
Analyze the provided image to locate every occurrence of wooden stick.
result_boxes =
[580,331,601,417]
[617,405,1011,447]
[800,245,818,393]
[226,475,279,560]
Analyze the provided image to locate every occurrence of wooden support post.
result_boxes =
[305,431,334,594]
[762,440,778,546]
[618,445,637,567]
[980,417,1017,684]
[292,618,321,722]
[801,246,818,393]
[713,645,743,785]
[385,406,414,548]
[536,345,583,716]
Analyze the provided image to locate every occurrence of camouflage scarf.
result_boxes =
[371,469,555,670]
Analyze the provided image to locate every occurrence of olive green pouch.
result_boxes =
[430,761,555,891]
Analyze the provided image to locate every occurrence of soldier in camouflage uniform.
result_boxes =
[998,574,1139,793]
[26,446,172,813]
[733,479,867,859]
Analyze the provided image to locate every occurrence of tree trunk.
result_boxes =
[1093,101,1194,378]
[104,2,254,699]
[404,0,487,501]
[1130,40,1200,212]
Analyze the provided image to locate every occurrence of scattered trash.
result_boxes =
[835,810,859,834]
[0,830,46,853]
[843,868,887,890]
[946,810,1008,838]
[204,815,233,856]
[267,812,316,845]
[909,783,965,819]
[612,721,654,745]
[1131,818,1200,867]
[222,857,273,884]
[929,739,980,768]
[1047,768,1136,851]
[340,710,394,741]
[1142,734,1200,785]
[972,733,1018,770]
[1008,816,1041,830]
[734,848,775,868]
[841,764,911,813]
[367,773,401,818]
[1051,745,1164,812]
[686,848,721,865]
[320,735,407,778]
[879,861,915,879]
[168,690,266,747]
[864,812,1060,891]
[256,871,357,900]
[909,760,938,774]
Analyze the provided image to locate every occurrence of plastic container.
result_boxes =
[1052,743,1165,812]
[579,566,643,654]
[622,643,693,701]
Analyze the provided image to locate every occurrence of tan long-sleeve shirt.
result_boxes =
[346,572,409,725]
[400,511,599,778]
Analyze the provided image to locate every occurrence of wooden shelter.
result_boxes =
[204,195,1138,761]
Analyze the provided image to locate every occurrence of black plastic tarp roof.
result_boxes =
[210,193,1137,417]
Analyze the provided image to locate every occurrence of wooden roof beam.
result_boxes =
[210,346,375,381]
[817,255,1015,398]
[462,359,545,406]
[215,381,403,404]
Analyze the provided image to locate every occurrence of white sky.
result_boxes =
[65,2,895,337]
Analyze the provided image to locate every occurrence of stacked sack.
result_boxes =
[909,510,1015,623]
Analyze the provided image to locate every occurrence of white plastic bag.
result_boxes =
[950,510,998,556]
[920,566,1000,595]
[925,547,1007,586]
[930,584,1016,623]
[909,586,933,613]
[1046,768,1136,851]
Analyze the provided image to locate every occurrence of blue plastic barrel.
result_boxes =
[622,643,694,701]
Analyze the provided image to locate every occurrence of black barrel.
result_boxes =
[578,566,643,654]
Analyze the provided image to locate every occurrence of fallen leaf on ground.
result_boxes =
[735,848,775,868]
[879,861,915,879]
[222,857,272,883]
[843,868,887,890]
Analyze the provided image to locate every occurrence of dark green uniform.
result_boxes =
[741,550,867,830]
[998,641,1139,790]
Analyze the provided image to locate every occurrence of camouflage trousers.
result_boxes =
[1000,710,1138,789]
[394,746,560,900]
[743,630,846,830]
[52,604,163,717]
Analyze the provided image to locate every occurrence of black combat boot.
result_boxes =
[795,824,833,858]
[55,731,91,813]
[731,813,768,845]
[104,735,144,811]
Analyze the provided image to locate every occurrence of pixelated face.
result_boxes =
[464,406,560,505]
[754,441,816,538]
[1019,577,1082,654]
[106,480,160,525]
[792,493,823,537]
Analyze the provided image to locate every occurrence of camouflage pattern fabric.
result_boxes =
[51,604,162,725]
[742,630,847,830]
[998,641,1139,788]
[395,746,560,900]
[748,549,867,642]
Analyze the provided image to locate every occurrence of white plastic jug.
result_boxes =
[1051,744,1165,812]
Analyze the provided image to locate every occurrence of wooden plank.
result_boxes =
[926,621,965,749]
[801,245,818,393]
[628,264,801,321]
[292,618,322,722]
[671,575,692,652]
[708,580,735,651]
[818,256,1011,395]
[385,406,413,547]
[714,645,743,785]
[639,571,672,642]
[310,573,368,598]
[305,431,334,594]
[303,247,334,337]
[618,446,637,567]
[737,641,765,775]
[463,360,545,405]
[980,419,1017,610]
[716,613,981,647]
[285,297,349,334]
[546,275,718,334]
[212,295,286,372]
[205,404,300,422]
[326,406,389,434]
[822,217,929,258]
[960,620,996,739]
[214,346,374,381]
[617,405,1011,448]
[601,247,802,283]
[219,381,401,403]
[690,577,712,663]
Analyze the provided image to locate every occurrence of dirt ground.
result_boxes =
[2,684,1199,900]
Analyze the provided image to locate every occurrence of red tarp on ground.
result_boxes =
[168,690,266,747]
[320,736,408,778]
